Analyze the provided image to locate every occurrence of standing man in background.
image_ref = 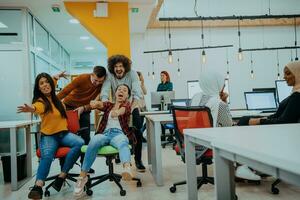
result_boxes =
[100,55,146,172]
[57,66,106,173]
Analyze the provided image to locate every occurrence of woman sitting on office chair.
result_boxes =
[190,69,261,181]
[74,84,135,197]
[157,71,173,91]
[17,73,84,199]
[244,61,300,126]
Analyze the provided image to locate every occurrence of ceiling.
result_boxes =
[0,0,156,54]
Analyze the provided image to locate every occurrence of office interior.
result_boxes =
[0,0,300,199]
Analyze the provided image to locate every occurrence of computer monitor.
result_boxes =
[244,91,277,111]
[151,91,175,110]
[187,80,202,99]
[275,80,292,103]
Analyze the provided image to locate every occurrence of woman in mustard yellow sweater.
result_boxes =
[17,73,84,199]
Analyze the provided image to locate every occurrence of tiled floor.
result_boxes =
[1,144,300,200]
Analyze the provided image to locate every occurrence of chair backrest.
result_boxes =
[171,106,213,160]
[66,110,80,133]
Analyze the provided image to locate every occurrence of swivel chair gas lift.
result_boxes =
[81,145,142,196]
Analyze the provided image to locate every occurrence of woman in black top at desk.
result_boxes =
[157,71,173,91]
[247,61,300,125]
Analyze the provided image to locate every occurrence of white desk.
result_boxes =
[145,113,173,186]
[184,124,300,200]
[0,120,40,191]
[230,110,273,118]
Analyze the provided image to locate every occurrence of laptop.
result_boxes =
[244,91,277,113]
[169,99,189,113]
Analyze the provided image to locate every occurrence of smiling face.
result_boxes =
[114,62,126,79]
[284,66,296,86]
[91,73,105,86]
[115,85,129,102]
[38,77,51,96]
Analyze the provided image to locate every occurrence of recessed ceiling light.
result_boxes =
[80,36,90,40]
[85,46,94,50]
[0,21,8,28]
[69,19,80,24]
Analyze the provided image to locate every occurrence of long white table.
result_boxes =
[144,110,273,187]
[145,113,173,186]
[184,124,300,200]
[0,120,40,191]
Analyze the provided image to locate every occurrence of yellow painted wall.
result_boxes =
[64,2,131,58]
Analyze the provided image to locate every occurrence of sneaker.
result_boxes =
[235,165,261,181]
[135,160,146,172]
[28,185,43,199]
[121,166,133,181]
[74,176,88,197]
[52,177,64,192]
[88,168,95,174]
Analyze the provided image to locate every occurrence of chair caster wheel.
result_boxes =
[255,180,261,185]
[234,194,238,200]
[137,181,142,187]
[162,145,166,149]
[44,190,50,197]
[86,188,93,196]
[120,190,126,196]
[272,187,279,194]
[169,186,176,193]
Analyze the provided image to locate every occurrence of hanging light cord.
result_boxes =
[168,21,171,49]
[294,18,298,60]
[238,19,241,49]
[201,19,205,47]
[194,0,199,17]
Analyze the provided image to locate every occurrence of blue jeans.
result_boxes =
[36,131,84,181]
[81,128,130,172]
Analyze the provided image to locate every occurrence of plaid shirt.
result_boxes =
[96,101,136,143]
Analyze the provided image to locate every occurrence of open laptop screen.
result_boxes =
[244,91,277,110]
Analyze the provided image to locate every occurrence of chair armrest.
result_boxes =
[76,127,89,136]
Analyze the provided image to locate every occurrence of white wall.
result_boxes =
[130,25,297,109]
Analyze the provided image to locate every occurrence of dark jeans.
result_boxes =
[132,108,143,162]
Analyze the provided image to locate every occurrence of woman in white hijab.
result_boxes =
[191,69,261,181]
[191,69,232,127]
[248,61,300,125]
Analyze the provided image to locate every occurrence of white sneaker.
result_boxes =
[235,165,261,181]
[74,176,88,197]
[121,166,133,181]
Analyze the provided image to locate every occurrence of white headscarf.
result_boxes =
[286,61,300,93]
[191,70,225,127]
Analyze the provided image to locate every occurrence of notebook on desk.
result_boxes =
[244,91,277,113]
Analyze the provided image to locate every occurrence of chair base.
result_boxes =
[44,173,79,197]
[271,179,281,194]
[170,176,214,193]
[86,156,142,197]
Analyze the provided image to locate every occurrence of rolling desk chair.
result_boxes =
[33,110,86,197]
[169,106,214,193]
[82,114,142,196]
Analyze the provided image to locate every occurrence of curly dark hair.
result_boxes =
[107,55,132,75]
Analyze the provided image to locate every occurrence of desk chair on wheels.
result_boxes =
[81,144,142,196]
[169,106,214,193]
[33,110,86,197]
